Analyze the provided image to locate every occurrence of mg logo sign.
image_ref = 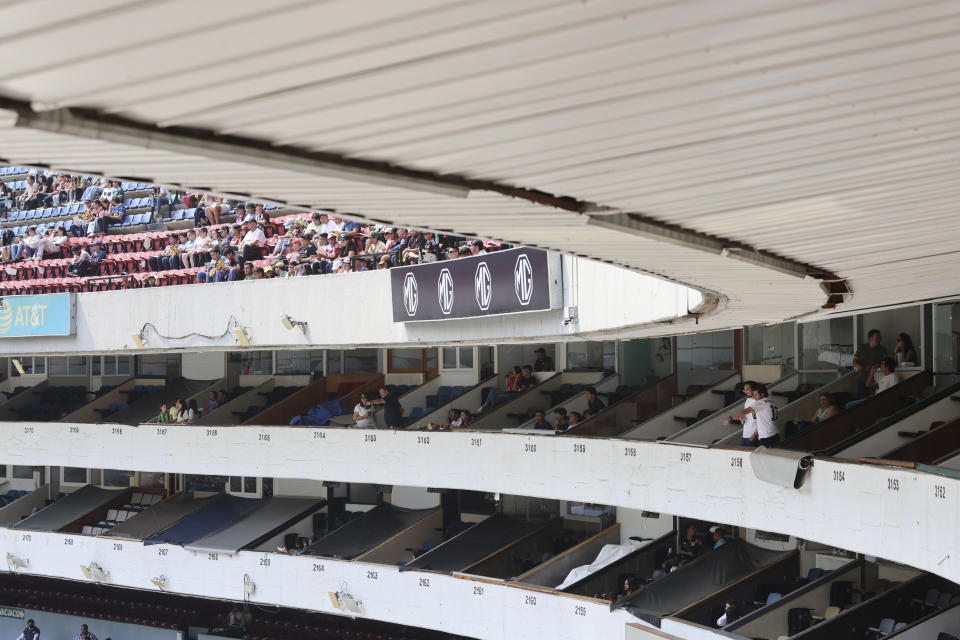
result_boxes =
[514,254,534,305]
[402,273,418,317]
[474,262,492,310]
[437,268,455,315]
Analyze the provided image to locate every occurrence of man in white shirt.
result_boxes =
[722,381,758,447]
[750,385,781,447]
[239,220,266,261]
[845,357,901,410]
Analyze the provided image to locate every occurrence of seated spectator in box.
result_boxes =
[585,387,605,413]
[533,347,553,372]
[67,245,95,277]
[532,410,552,430]
[353,393,377,428]
[240,220,266,260]
[716,599,741,627]
[156,403,172,423]
[895,333,917,366]
[790,393,838,432]
[553,407,569,431]
[846,357,900,409]
[479,365,522,413]
[709,525,728,550]
[450,409,471,429]
[568,411,583,428]
[206,390,220,414]
[663,523,703,570]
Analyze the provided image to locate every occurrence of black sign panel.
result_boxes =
[390,248,553,322]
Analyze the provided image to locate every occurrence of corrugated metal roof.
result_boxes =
[1,1,956,330]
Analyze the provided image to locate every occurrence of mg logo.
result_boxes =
[514,254,534,305]
[474,262,492,310]
[437,268,455,315]
[402,273,418,317]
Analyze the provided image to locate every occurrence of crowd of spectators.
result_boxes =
[0,169,509,294]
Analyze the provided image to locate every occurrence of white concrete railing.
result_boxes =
[0,529,633,640]
[0,254,698,355]
[1,422,957,586]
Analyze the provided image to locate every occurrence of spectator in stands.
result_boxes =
[254,267,265,279]
[242,262,256,279]
[201,195,224,226]
[364,232,387,256]
[852,329,887,397]
[532,409,551,430]
[197,247,241,283]
[478,365,522,413]
[553,407,569,431]
[142,275,159,288]
[240,219,266,260]
[846,357,900,409]
[16,618,40,640]
[16,175,40,209]
[533,347,554,371]
[716,599,741,627]
[30,227,64,259]
[750,384,780,447]
[372,387,404,428]
[76,623,99,640]
[305,212,325,235]
[0,228,15,261]
[451,409,472,428]
[216,390,228,406]
[168,399,182,423]
[895,333,917,366]
[353,393,377,428]
[791,393,838,431]
[470,239,487,256]
[568,411,583,427]
[721,380,758,447]
[96,196,126,233]
[585,387,605,413]
[710,525,728,549]
[443,408,460,429]
[183,227,212,268]
[206,391,220,414]
[620,577,640,599]
[174,399,191,423]
[67,245,95,277]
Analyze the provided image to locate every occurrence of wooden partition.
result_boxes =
[462,517,565,579]
[565,376,677,438]
[0,380,50,420]
[355,508,445,565]
[675,550,800,628]
[336,374,384,418]
[59,488,134,534]
[199,379,275,425]
[781,371,931,452]
[515,523,621,587]
[60,377,136,423]
[865,416,960,465]
[244,376,327,426]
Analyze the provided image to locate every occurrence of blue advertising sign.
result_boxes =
[0,293,76,337]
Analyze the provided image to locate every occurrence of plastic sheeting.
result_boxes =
[185,496,324,554]
[555,540,645,591]
[404,514,549,573]
[11,485,126,532]
[144,494,262,546]
[305,504,437,560]
[751,447,814,489]
[106,494,215,540]
[615,539,793,625]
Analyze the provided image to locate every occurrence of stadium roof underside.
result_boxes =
[1,0,959,334]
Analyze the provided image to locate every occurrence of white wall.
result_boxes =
[0,529,636,640]
[616,508,673,545]
[0,256,696,355]
[4,422,960,587]
[389,486,440,510]
[181,352,225,380]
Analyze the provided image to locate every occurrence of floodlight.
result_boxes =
[131,333,146,349]
[280,314,307,331]
[233,328,251,346]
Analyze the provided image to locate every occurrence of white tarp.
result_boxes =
[555,540,644,591]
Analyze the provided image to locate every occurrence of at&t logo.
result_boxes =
[437,269,454,315]
[514,254,533,305]
[402,273,418,317]
[474,262,492,310]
